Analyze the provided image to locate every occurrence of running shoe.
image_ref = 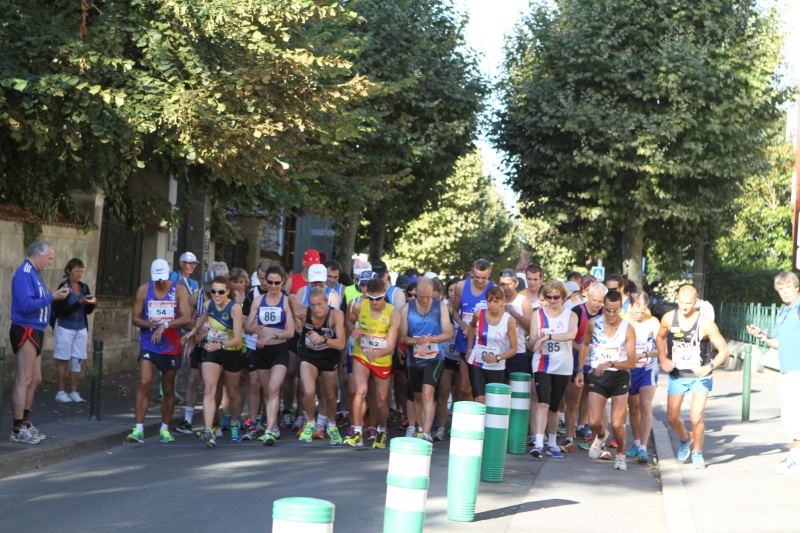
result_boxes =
[417,433,433,443]
[55,391,71,403]
[280,411,292,429]
[347,426,355,438]
[259,430,276,446]
[625,444,638,458]
[609,438,618,448]
[243,425,257,440]
[527,432,536,446]
[367,427,377,442]
[312,424,325,439]
[26,424,45,440]
[336,413,349,427]
[272,427,281,439]
[328,427,343,446]
[230,426,242,443]
[160,429,175,443]
[559,439,574,453]
[372,431,387,449]
[691,452,705,469]
[174,420,193,434]
[69,391,86,403]
[9,428,41,444]
[292,416,306,431]
[405,426,417,439]
[547,445,564,458]
[529,446,543,459]
[588,435,605,459]
[677,438,692,463]
[344,431,363,447]
[126,428,144,443]
[399,418,409,430]
[257,419,267,432]
[557,420,566,435]
[213,426,222,437]
[221,415,232,432]
[598,446,612,460]
[575,426,592,440]
[433,427,446,442]
[199,428,215,448]
[299,422,315,442]
[577,440,592,451]
[614,453,627,471]
[637,448,649,464]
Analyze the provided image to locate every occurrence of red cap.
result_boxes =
[303,249,321,266]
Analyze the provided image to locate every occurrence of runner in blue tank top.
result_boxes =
[127,259,191,445]
[399,278,455,442]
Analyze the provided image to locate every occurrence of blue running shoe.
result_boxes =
[529,446,543,459]
[625,444,638,458]
[677,438,691,463]
[637,448,649,464]
[692,452,705,469]
[546,445,564,458]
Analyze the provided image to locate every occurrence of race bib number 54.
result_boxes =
[148,301,174,322]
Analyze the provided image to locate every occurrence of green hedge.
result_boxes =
[706,267,782,305]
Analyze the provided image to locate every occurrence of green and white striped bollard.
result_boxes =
[447,401,486,522]
[481,383,511,482]
[272,497,335,533]
[383,436,433,533]
[507,372,531,454]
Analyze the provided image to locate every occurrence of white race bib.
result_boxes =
[635,345,647,367]
[258,306,281,326]
[593,344,620,367]
[305,331,328,351]
[673,345,701,370]
[207,329,229,343]
[148,301,174,322]
[360,333,387,353]
[468,343,496,365]
[413,342,439,360]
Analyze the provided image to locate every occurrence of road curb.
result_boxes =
[652,412,697,533]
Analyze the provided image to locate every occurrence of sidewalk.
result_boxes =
[0,366,797,532]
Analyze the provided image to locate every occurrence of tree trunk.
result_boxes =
[693,240,706,298]
[337,211,359,276]
[621,225,645,290]
[369,221,386,262]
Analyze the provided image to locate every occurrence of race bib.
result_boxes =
[360,333,388,353]
[207,329,229,343]
[542,340,564,355]
[469,343,496,365]
[259,306,281,326]
[462,312,474,326]
[593,344,619,366]
[635,345,647,367]
[444,341,458,358]
[148,301,174,322]
[673,345,701,370]
[305,331,327,351]
[413,342,439,360]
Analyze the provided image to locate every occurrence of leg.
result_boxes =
[628,392,642,443]
[134,359,156,424]
[436,367,454,430]
[25,353,43,412]
[610,394,629,452]
[587,392,607,438]
[666,394,689,441]
[69,358,82,393]
[688,392,709,452]
[457,358,473,401]
[247,371,262,422]
[638,384,657,448]
[265,365,288,430]
[299,362,320,419]
[160,368,179,424]
[223,369,243,423]
[283,350,298,414]
[186,368,201,412]
[564,380,580,440]
[419,384,436,434]
[12,342,39,420]
[201,362,223,429]
[373,375,392,429]
[320,370,339,423]
[56,359,68,392]
[350,361,370,428]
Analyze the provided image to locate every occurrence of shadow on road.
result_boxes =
[473,498,578,521]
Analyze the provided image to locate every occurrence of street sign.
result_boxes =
[591,266,605,281]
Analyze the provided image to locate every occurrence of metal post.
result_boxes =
[742,345,752,422]
[89,339,104,421]
[0,346,5,431]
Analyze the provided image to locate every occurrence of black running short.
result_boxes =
[202,349,245,373]
[249,342,290,370]
[534,372,570,412]
[407,360,444,394]
[10,324,44,356]
[587,370,631,398]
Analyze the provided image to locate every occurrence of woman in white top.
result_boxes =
[527,280,578,459]
[466,286,517,404]
[620,291,661,464]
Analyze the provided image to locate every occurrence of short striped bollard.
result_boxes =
[481,383,511,482]
[447,401,486,522]
[383,437,433,533]
[507,372,531,454]
[272,497,335,533]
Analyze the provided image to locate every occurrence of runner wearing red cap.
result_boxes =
[285,249,321,296]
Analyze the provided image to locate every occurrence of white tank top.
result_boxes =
[467,310,511,371]
[589,316,629,370]
[532,307,573,375]
[509,294,527,354]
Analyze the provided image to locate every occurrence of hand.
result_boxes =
[206,342,221,352]
[459,321,470,334]
[350,328,363,340]
[256,337,269,349]
[53,286,71,301]
[195,325,209,340]
[180,331,194,346]
[693,364,713,378]
[593,363,609,377]
[80,296,97,305]
[255,325,265,335]
[746,324,765,340]
[307,331,325,345]
[150,322,167,343]
[533,336,547,353]
[481,352,496,364]
[661,358,676,372]
[574,373,584,388]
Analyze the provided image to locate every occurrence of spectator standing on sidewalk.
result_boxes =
[51,258,97,404]
[10,240,71,444]
[169,252,200,295]
[747,271,800,476]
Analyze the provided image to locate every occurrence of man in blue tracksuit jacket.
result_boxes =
[9,240,70,444]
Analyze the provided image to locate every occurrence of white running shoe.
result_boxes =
[433,426,446,442]
[614,453,628,471]
[405,426,417,439]
[9,428,42,444]
[69,392,86,403]
[589,436,604,459]
[55,391,71,403]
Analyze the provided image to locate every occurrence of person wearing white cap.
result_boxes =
[127,259,192,445]
[169,252,200,295]
[344,260,371,307]
[289,263,341,436]
[563,281,583,310]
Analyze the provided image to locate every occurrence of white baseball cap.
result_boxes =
[308,264,327,283]
[179,251,198,263]
[424,271,438,280]
[151,259,170,281]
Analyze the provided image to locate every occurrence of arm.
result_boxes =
[393,289,406,310]
[526,310,540,352]
[696,318,730,377]
[505,298,531,332]
[746,324,779,349]
[437,304,455,343]
[346,300,361,339]
[283,276,293,295]
[656,312,676,372]
[328,291,341,310]
[280,296,296,338]
[574,320,594,388]
[398,305,411,345]
[451,281,467,333]
[225,304,244,349]
[465,313,478,356]
[14,272,60,314]
[323,309,346,350]
[82,283,97,315]
[131,284,153,329]
[243,294,264,335]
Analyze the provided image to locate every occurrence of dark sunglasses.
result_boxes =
[210,289,227,295]
[265,280,281,286]
[545,295,562,301]
[500,270,515,278]
[366,293,386,301]
[407,293,417,298]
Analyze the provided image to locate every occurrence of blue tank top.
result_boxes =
[140,282,182,355]
[207,299,241,351]
[455,280,494,353]
[301,286,334,306]
[406,300,444,367]
[257,293,287,330]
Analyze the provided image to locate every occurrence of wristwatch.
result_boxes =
[709,362,716,371]
[495,354,501,363]
[273,333,279,339]
[610,361,615,368]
